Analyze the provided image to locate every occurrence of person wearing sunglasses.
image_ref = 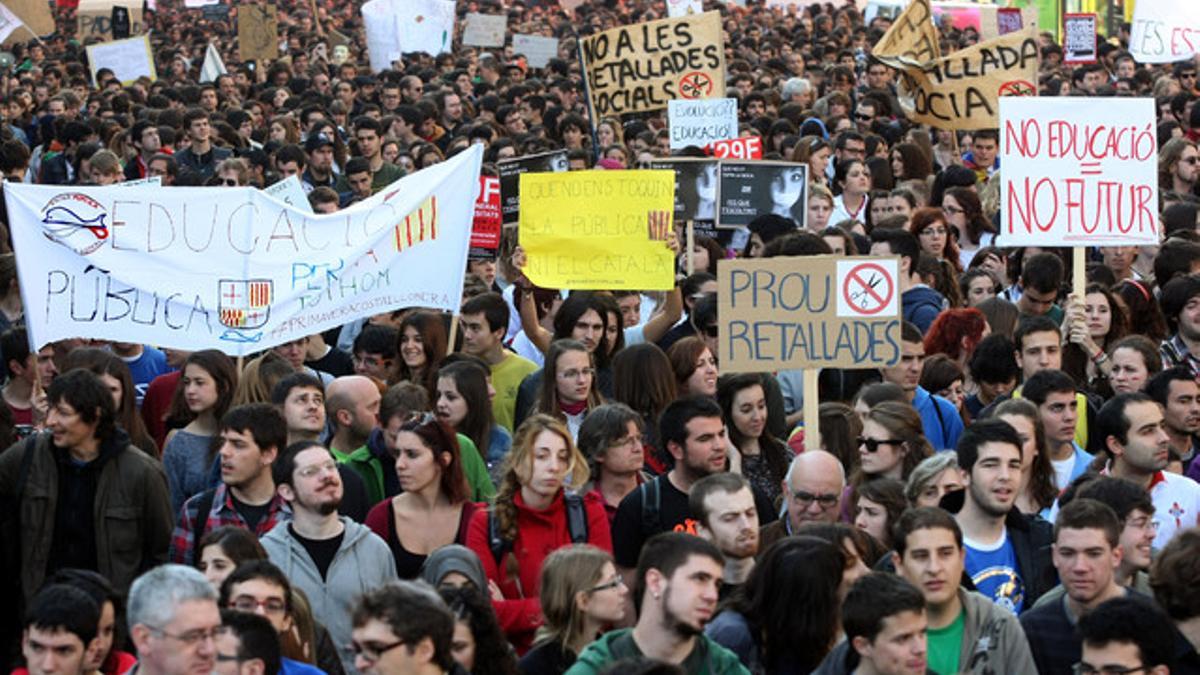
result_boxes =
[1160,137,1198,198]
[854,401,934,487]
[350,582,466,675]
[218,561,331,675]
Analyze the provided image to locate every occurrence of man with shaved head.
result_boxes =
[325,375,386,504]
[759,450,846,550]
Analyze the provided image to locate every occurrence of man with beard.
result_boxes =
[565,533,746,675]
[262,441,396,674]
[1148,368,1200,472]
[1096,392,1200,548]
[169,404,291,564]
[1020,499,1129,675]
[689,473,759,600]
[946,419,1054,615]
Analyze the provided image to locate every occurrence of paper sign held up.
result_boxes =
[718,256,902,373]
[1129,0,1200,64]
[519,171,676,291]
[1062,13,1097,64]
[1000,97,1160,247]
[511,34,559,68]
[463,13,506,48]
[666,0,703,18]
[668,98,737,150]
[86,35,156,85]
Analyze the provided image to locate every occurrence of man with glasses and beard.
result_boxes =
[565,533,747,675]
[262,441,396,674]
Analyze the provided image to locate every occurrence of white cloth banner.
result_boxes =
[6,145,482,355]
[999,98,1159,247]
[1129,0,1200,64]
[361,0,455,72]
[199,42,226,84]
[0,2,25,43]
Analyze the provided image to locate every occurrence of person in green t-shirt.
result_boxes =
[460,293,537,433]
[892,507,1036,675]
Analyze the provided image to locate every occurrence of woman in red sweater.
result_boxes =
[466,413,612,654]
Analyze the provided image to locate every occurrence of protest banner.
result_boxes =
[666,0,702,18]
[668,98,737,151]
[580,11,726,116]
[498,150,568,225]
[76,0,142,42]
[718,254,902,445]
[5,0,54,40]
[707,137,763,160]
[362,0,453,70]
[262,174,313,214]
[462,13,506,48]
[86,35,156,85]
[470,175,501,260]
[238,4,278,64]
[1129,0,1200,64]
[1063,13,1097,63]
[1000,97,1159,249]
[873,0,939,67]
[511,34,559,69]
[361,0,401,72]
[890,26,1038,130]
[719,162,808,229]
[4,145,484,356]
[519,170,675,291]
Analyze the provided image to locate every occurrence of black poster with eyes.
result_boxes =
[717,161,809,229]
[648,158,720,239]
[498,150,569,226]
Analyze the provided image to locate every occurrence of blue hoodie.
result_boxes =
[912,386,965,451]
[903,285,945,333]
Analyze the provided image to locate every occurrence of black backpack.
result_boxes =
[487,492,589,565]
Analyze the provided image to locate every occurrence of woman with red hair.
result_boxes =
[923,308,989,377]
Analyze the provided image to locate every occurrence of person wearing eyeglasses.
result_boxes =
[350,581,467,675]
[533,340,603,442]
[127,565,222,675]
[1076,596,1176,675]
[214,610,282,675]
[261,441,397,674]
[943,420,1055,617]
[759,450,845,552]
[217,561,327,675]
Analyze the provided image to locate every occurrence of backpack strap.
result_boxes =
[641,476,662,536]
[564,492,589,544]
[487,509,510,566]
[190,488,219,564]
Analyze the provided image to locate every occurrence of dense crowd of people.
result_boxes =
[0,0,1200,674]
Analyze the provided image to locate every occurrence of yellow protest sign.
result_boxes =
[519,171,676,291]
[873,0,940,66]
[239,4,279,63]
[580,11,726,116]
[717,256,903,373]
[893,26,1038,130]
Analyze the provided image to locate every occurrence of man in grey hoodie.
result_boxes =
[262,440,397,673]
[892,507,1036,674]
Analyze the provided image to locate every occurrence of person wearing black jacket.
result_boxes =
[946,419,1056,614]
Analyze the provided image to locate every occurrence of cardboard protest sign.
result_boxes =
[708,137,763,160]
[580,11,726,116]
[1000,97,1159,247]
[512,34,559,69]
[666,0,702,18]
[719,162,808,228]
[5,0,54,40]
[262,174,313,214]
[470,175,501,260]
[498,150,568,225]
[77,0,142,42]
[717,256,903,373]
[873,0,939,67]
[668,98,737,151]
[5,144,483,356]
[519,171,675,291]
[891,26,1038,130]
[649,158,719,237]
[1063,13,1097,64]
[86,35,156,85]
[238,4,279,63]
[1129,0,1200,64]
[463,13,506,48]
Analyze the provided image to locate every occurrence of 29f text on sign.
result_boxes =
[1000,97,1159,247]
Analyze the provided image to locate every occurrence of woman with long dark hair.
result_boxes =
[64,348,158,457]
[441,585,520,675]
[394,310,448,395]
[995,399,1058,517]
[830,158,870,226]
[1063,283,1129,396]
[437,360,510,476]
[707,536,845,674]
[667,336,718,398]
[611,343,676,472]
[718,373,792,506]
[943,186,996,269]
[535,340,604,441]
[162,350,238,513]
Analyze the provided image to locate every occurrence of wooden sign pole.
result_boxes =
[685,220,695,276]
[1073,247,1086,302]
[803,368,820,451]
